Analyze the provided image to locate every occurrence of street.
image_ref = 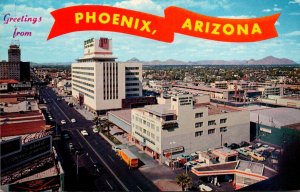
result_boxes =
[38,85,159,191]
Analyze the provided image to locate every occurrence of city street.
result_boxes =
[38,85,159,191]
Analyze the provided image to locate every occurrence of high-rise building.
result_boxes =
[71,37,144,114]
[0,43,30,82]
[8,44,21,62]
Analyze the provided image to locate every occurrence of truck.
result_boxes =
[118,149,139,168]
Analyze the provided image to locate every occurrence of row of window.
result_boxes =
[73,79,94,88]
[195,127,227,137]
[73,83,94,94]
[73,87,94,99]
[126,83,140,86]
[72,71,94,76]
[133,116,160,132]
[126,77,139,81]
[72,75,94,82]
[134,131,156,145]
[195,118,227,128]
[125,67,139,70]
[126,93,140,97]
[134,124,156,140]
[126,88,139,92]
[72,67,94,70]
[125,72,139,75]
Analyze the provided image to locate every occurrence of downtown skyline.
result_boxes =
[0,0,300,63]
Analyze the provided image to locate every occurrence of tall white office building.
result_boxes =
[71,37,142,114]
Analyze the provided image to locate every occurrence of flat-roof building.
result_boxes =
[131,94,250,162]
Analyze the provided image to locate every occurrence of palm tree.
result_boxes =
[93,116,101,127]
[103,120,114,137]
[176,173,192,191]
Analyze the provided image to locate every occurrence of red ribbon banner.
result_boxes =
[47,5,280,43]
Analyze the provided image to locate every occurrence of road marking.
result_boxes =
[76,130,129,192]
[106,180,113,190]
[44,90,71,122]
[137,185,143,192]
[90,157,95,164]
[107,155,115,162]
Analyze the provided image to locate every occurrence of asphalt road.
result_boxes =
[38,85,159,191]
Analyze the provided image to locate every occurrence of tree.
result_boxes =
[176,173,192,191]
[103,120,114,137]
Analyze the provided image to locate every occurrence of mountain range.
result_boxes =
[127,56,297,65]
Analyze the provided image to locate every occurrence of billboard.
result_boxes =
[1,136,52,172]
[9,175,60,191]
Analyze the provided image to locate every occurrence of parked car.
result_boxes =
[236,147,250,156]
[250,152,265,161]
[271,150,280,159]
[81,130,89,136]
[63,133,71,140]
[71,118,76,123]
[199,184,212,191]
[61,120,66,125]
[240,141,250,147]
[261,150,271,159]
[93,128,99,133]
[228,143,240,150]
[255,143,262,148]
[112,145,126,152]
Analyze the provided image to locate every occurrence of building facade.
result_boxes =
[0,44,30,82]
[131,94,250,162]
[71,37,142,114]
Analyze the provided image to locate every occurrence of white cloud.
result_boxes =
[284,31,300,36]
[289,0,300,5]
[273,7,282,11]
[262,9,271,12]
[275,21,280,26]
[113,0,163,15]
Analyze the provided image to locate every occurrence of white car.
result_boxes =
[61,120,66,125]
[93,128,99,133]
[199,184,212,191]
[71,118,76,123]
[81,130,89,136]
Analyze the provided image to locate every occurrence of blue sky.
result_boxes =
[0,0,300,63]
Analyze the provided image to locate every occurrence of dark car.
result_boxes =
[240,141,250,147]
[271,150,280,159]
[228,143,240,150]
[261,150,271,158]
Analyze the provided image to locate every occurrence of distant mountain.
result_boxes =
[127,56,297,65]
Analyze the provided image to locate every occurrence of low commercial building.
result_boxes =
[131,94,250,162]
[1,134,64,191]
[259,95,300,108]
[250,107,300,146]
[192,160,277,190]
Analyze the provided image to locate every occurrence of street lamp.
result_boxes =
[76,151,88,180]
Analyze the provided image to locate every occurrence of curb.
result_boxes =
[99,132,115,146]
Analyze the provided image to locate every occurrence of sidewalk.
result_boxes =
[109,125,182,191]
[65,97,96,121]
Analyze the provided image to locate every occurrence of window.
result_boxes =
[220,127,227,132]
[208,120,216,126]
[195,113,203,118]
[195,122,203,128]
[220,118,227,124]
[195,131,203,137]
[208,129,215,134]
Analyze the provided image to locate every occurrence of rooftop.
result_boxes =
[0,111,46,137]
[144,104,175,116]
[212,147,238,157]
[173,84,235,93]
[194,103,241,115]
[108,109,132,124]
[250,107,300,128]
[236,160,264,175]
